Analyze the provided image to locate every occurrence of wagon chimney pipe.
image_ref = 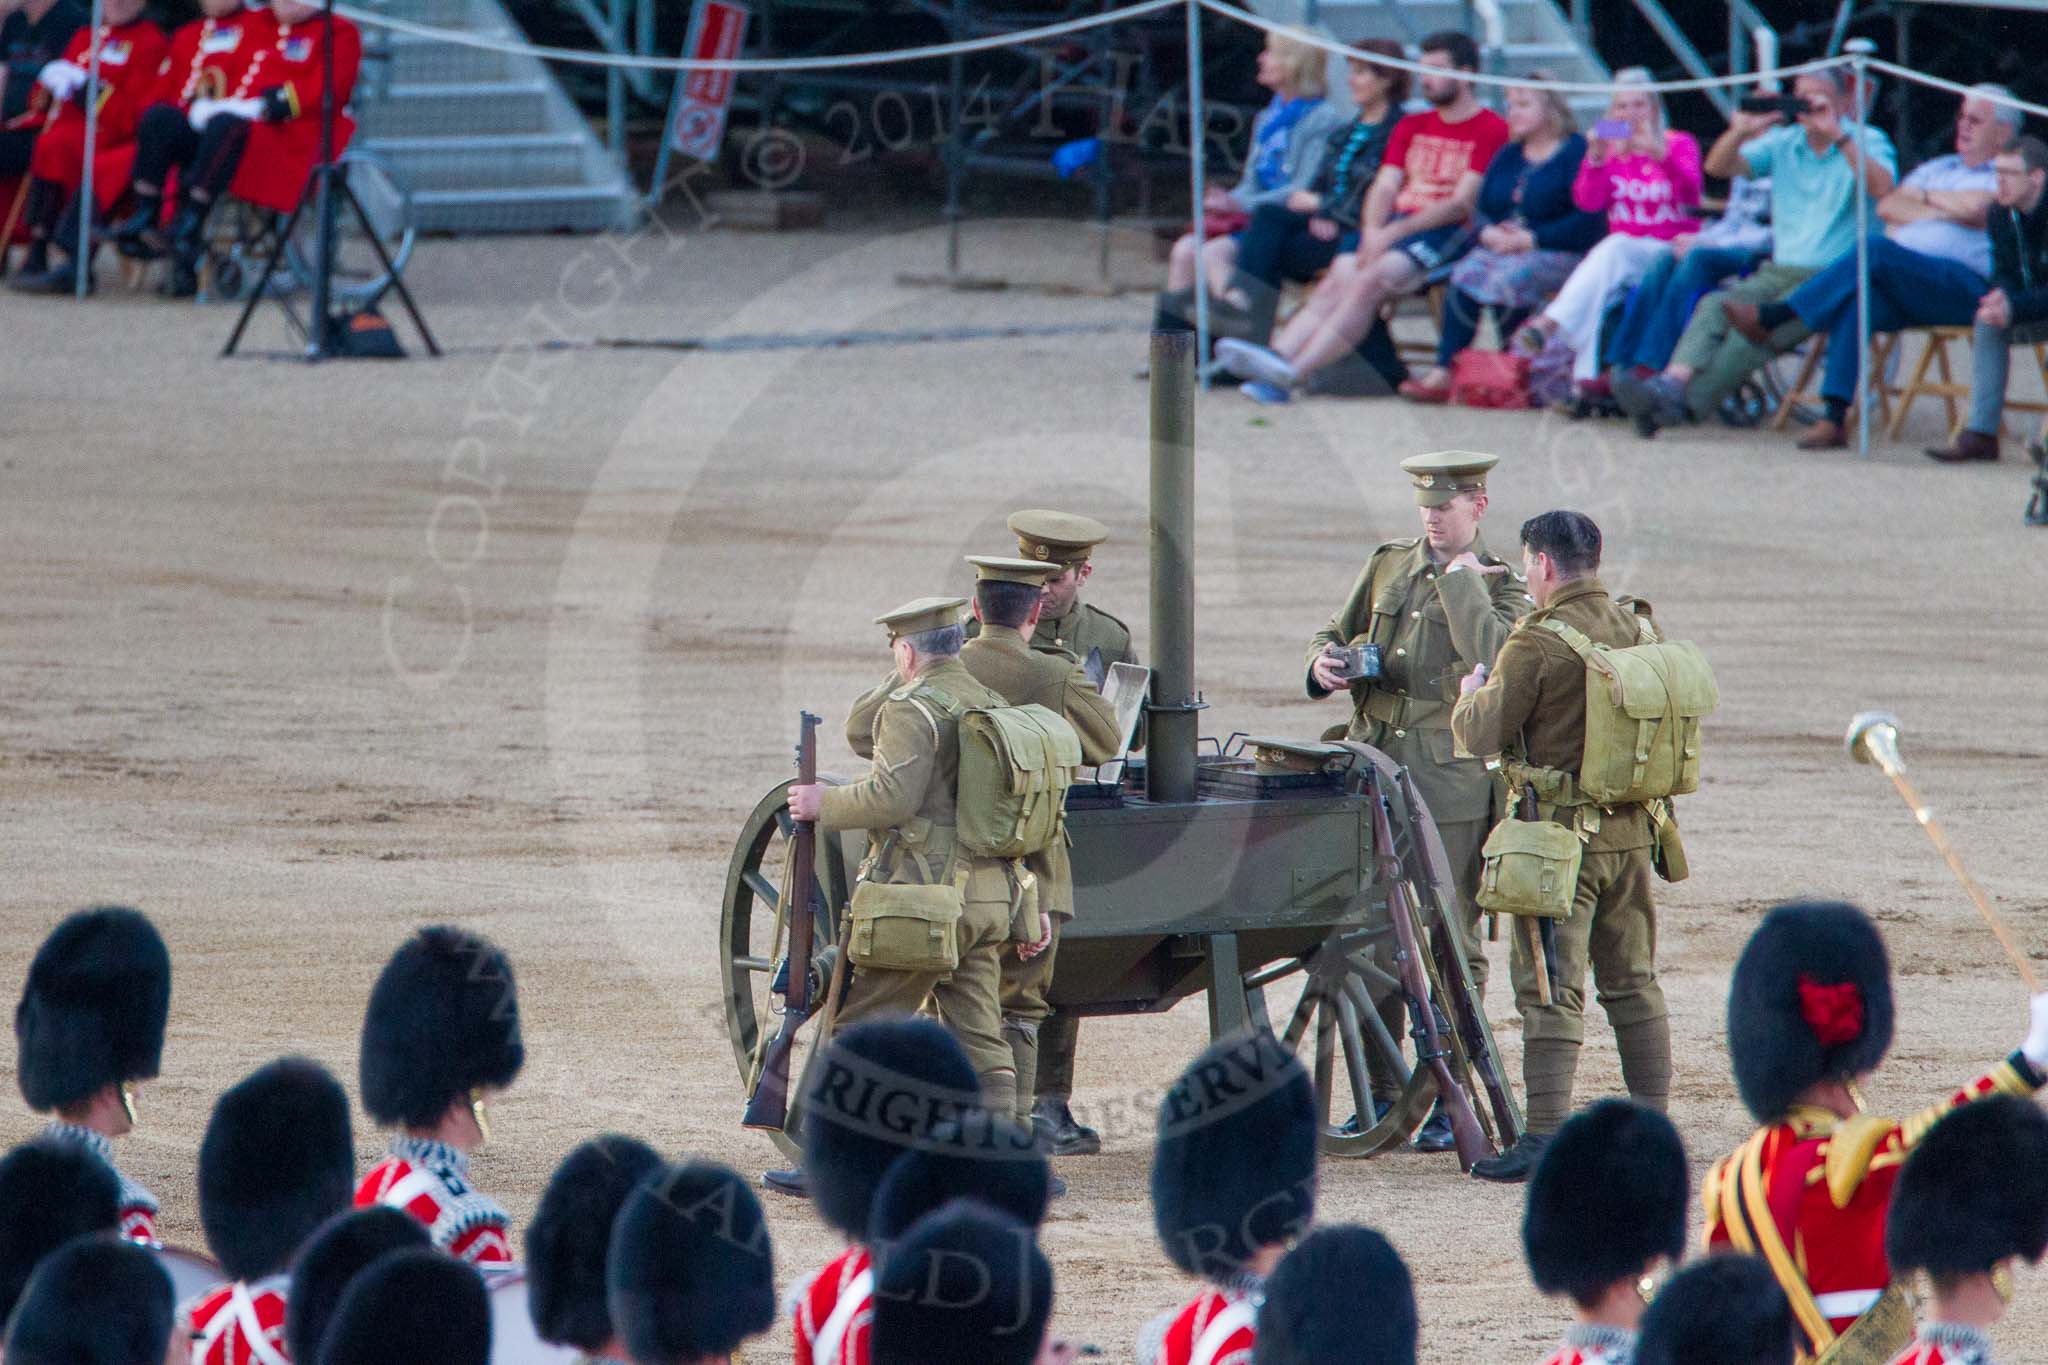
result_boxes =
[1146,330,1199,805]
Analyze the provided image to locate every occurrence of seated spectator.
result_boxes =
[1156,31,1344,329]
[0,0,87,181]
[1603,171,1772,378]
[870,1203,1056,1365]
[1399,76,1603,403]
[1218,39,1407,342]
[1253,1226,1418,1365]
[1721,86,2015,449]
[1616,67,1897,435]
[1634,1258,1795,1365]
[3,1237,179,1365]
[6,0,164,292]
[1215,29,1508,402]
[1882,1095,2048,1365]
[1509,69,1702,403]
[1929,134,2048,467]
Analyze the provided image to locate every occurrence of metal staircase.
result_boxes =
[353,0,640,233]
[1256,0,1613,123]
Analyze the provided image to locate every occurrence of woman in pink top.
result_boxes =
[1515,70,1703,390]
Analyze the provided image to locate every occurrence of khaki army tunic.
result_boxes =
[1032,601,1134,667]
[1449,576,1671,1131]
[819,657,1019,1105]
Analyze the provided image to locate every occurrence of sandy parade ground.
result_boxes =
[4,212,2048,1362]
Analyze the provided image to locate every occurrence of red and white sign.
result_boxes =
[668,0,748,159]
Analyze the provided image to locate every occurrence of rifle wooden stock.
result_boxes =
[1397,766,1523,1149]
[1519,786,1560,1007]
[1370,769,1494,1171]
[742,711,822,1134]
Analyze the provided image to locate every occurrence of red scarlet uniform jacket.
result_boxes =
[225,11,357,211]
[92,9,272,199]
[1153,1289,1257,1365]
[791,1245,873,1365]
[28,17,168,205]
[186,1276,291,1365]
[353,1136,514,1266]
[1703,1052,2046,1361]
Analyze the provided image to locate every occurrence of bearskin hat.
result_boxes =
[1524,1099,1689,1302]
[1254,1226,1417,1365]
[801,1015,981,1240]
[1885,1095,2048,1278]
[1727,901,1895,1122]
[0,1139,121,1322]
[15,907,171,1113]
[321,1249,490,1365]
[870,1201,1052,1365]
[198,1056,355,1282]
[284,1207,431,1364]
[1151,1031,1318,1282]
[867,1115,1051,1247]
[359,926,525,1129]
[2,1238,175,1365]
[1635,1256,1795,1365]
[524,1134,665,1351]
[608,1161,777,1365]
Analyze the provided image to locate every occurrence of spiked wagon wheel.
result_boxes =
[1243,744,1523,1159]
[720,778,853,1159]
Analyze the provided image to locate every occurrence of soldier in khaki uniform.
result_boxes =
[785,597,1022,1120]
[1007,509,1136,1155]
[959,556,1121,1140]
[1449,510,1672,1184]
[1305,450,1529,1145]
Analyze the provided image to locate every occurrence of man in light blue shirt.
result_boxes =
[1721,87,2016,448]
[1617,67,1897,434]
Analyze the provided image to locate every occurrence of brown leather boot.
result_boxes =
[1797,419,1848,450]
[1925,429,2000,463]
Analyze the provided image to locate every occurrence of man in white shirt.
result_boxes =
[1723,86,2017,448]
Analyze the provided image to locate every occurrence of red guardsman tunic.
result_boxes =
[790,1244,873,1365]
[1886,1325,1997,1365]
[1153,1288,1257,1365]
[186,1276,291,1365]
[1534,1324,1637,1365]
[353,1136,514,1266]
[1703,1052,2046,1361]
[28,16,168,208]
[224,12,357,212]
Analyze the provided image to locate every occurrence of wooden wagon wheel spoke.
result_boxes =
[1332,990,1377,1129]
[740,868,781,911]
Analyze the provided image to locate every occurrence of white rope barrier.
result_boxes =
[335,0,1186,72]
[1867,58,2048,124]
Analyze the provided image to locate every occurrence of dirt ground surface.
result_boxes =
[5,214,2048,1363]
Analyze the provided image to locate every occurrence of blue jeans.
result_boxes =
[1787,237,1987,403]
[1605,244,1758,371]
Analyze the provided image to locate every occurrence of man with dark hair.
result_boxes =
[1450,511,1674,1182]
[1217,29,1508,401]
[354,925,525,1265]
[786,598,1019,1121]
[1305,450,1528,1149]
[1930,134,2048,470]
[1522,1100,1688,1364]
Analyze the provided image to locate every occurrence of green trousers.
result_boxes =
[1509,844,1671,1133]
[1001,913,1064,1125]
[1671,261,1817,417]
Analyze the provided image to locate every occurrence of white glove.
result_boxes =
[36,58,86,100]
[217,95,264,122]
[187,96,221,129]
[2023,991,2048,1069]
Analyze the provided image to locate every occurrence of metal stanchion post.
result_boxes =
[74,0,105,300]
[1853,53,1870,459]
[1184,0,1209,386]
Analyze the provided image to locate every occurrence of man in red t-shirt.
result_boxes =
[1218,30,1509,397]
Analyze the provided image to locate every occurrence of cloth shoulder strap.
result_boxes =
[1716,1130,1838,1357]
[1189,1297,1257,1365]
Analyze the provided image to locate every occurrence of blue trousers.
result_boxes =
[1787,237,1987,403]
[1605,244,1758,371]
